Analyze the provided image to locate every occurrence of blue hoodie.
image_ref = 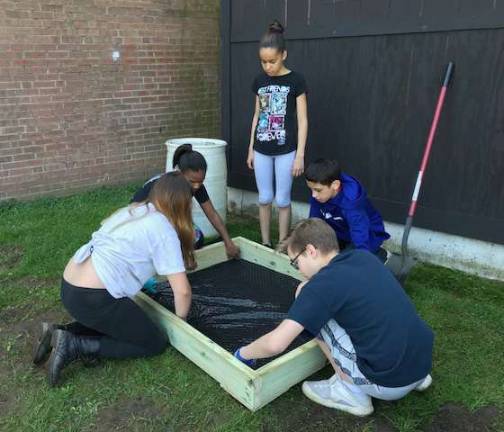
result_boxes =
[309,173,390,252]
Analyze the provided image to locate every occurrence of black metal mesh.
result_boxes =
[147,259,311,368]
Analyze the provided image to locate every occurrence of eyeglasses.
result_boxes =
[290,247,306,270]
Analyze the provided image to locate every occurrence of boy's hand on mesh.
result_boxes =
[234,347,256,367]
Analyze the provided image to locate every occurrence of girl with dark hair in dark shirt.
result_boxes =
[131,144,240,258]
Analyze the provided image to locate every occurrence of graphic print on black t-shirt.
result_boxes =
[252,71,307,156]
[257,85,289,146]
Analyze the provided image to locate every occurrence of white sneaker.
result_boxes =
[384,249,392,264]
[415,374,432,392]
[302,374,374,417]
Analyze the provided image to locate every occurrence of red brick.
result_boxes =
[0,0,220,201]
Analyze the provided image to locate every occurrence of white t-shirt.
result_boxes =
[73,203,185,298]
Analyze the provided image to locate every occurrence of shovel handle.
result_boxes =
[399,62,454,283]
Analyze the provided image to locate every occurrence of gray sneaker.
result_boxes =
[415,374,432,392]
[302,374,374,417]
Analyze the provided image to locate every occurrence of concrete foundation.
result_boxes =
[228,187,504,281]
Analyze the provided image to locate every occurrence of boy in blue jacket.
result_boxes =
[305,159,390,262]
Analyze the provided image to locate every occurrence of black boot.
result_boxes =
[33,322,101,367]
[33,322,58,366]
[47,329,100,387]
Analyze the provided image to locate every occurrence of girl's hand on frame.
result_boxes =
[247,149,254,170]
[225,241,241,259]
[186,258,198,272]
[292,155,304,177]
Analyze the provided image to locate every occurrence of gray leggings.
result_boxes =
[254,150,296,208]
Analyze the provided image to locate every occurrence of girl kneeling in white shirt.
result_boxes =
[33,171,195,386]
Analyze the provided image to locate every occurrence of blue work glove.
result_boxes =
[234,348,256,367]
[142,277,158,294]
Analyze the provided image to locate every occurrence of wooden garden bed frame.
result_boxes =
[134,237,326,411]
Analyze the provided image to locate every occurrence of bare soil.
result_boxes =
[0,281,501,431]
[0,304,67,421]
[88,396,164,432]
[425,403,501,432]
[0,245,23,272]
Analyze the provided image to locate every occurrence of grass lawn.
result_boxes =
[0,183,503,432]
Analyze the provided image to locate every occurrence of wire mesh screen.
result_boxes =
[147,259,311,368]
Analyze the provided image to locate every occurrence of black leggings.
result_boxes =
[60,279,168,359]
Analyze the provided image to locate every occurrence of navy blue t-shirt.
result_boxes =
[288,249,433,388]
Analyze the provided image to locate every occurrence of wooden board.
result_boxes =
[134,237,326,411]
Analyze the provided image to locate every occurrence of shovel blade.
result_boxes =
[385,253,416,282]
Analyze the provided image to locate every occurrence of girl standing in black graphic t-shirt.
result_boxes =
[247,20,308,248]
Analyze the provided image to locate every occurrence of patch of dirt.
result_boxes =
[0,307,68,371]
[0,276,61,370]
[424,403,501,432]
[0,245,23,272]
[89,396,163,432]
[283,404,396,431]
[0,303,33,326]
[0,276,60,331]
[0,307,66,339]
[0,275,59,293]
[0,307,68,419]
[267,387,397,432]
[0,386,17,421]
[369,417,397,432]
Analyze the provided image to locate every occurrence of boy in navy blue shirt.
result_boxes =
[234,218,433,416]
[305,159,390,262]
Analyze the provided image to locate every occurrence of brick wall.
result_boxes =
[0,0,221,200]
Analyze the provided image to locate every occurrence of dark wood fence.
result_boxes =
[221,0,504,244]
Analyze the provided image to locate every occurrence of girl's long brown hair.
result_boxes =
[148,171,195,269]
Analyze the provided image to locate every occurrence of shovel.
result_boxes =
[386,62,455,284]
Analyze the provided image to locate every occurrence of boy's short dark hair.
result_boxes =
[304,159,341,186]
[284,218,339,255]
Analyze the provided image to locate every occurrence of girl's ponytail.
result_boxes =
[269,20,284,34]
[172,143,207,173]
[259,19,286,52]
